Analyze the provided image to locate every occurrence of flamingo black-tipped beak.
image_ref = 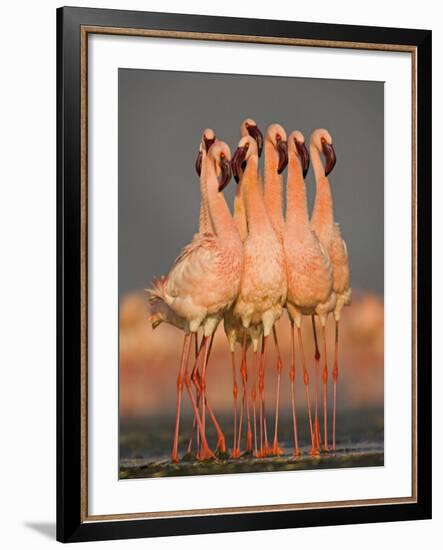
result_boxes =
[247,125,263,157]
[195,150,203,176]
[218,156,232,191]
[295,139,310,178]
[204,136,215,152]
[322,142,336,176]
[277,140,288,174]
[231,146,247,184]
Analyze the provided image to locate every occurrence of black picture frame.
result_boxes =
[57,6,432,543]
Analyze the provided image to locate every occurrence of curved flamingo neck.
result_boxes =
[244,155,271,234]
[204,156,242,248]
[233,179,248,242]
[199,169,213,233]
[285,151,310,230]
[310,144,334,230]
[264,140,284,235]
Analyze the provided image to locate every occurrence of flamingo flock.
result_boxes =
[147,120,351,462]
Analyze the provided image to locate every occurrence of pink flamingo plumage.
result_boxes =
[231,134,287,458]
[283,130,336,456]
[263,123,289,456]
[148,140,243,461]
[223,119,264,457]
[310,129,351,452]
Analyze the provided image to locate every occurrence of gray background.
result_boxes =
[118,69,384,298]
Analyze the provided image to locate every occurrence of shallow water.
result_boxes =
[120,409,383,479]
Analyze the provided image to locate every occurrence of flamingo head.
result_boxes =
[207,140,232,191]
[240,118,263,157]
[289,130,310,178]
[266,123,288,174]
[310,128,336,176]
[231,135,258,184]
[195,128,216,176]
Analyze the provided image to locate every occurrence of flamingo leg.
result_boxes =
[172,334,192,462]
[272,326,283,456]
[321,324,330,452]
[198,335,213,460]
[202,334,226,453]
[297,326,318,455]
[259,335,271,457]
[258,336,265,456]
[205,398,226,453]
[239,332,253,453]
[189,333,226,456]
[252,349,259,457]
[186,333,201,455]
[332,320,339,452]
[311,316,322,450]
[236,392,244,454]
[289,320,300,457]
[231,350,240,458]
[182,336,215,461]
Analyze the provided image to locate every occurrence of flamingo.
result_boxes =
[310,129,351,452]
[283,130,336,456]
[223,119,264,458]
[262,123,288,456]
[185,128,223,457]
[231,134,287,457]
[148,140,243,461]
[195,128,216,233]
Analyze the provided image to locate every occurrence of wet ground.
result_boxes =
[120,409,384,479]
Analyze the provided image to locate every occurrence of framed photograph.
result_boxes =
[57,6,431,543]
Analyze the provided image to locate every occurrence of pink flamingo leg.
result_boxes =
[258,336,265,456]
[297,326,318,456]
[202,334,226,454]
[205,399,226,453]
[251,349,259,457]
[236,393,244,454]
[272,326,283,456]
[172,334,192,462]
[289,321,300,457]
[332,320,339,452]
[189,334,226,456]
[259,335,271,457]
[198,335,213,460]
[231,350,240,458]
[311,316,322,449]
[186,333,201,455]
[182,336,215,461]
[239,332,253,453]
[321,324,330,452]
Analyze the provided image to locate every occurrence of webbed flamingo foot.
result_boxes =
[197,444,216,461]
[309,447,320,457]
[272,440,283,456]
[215,435,227,454]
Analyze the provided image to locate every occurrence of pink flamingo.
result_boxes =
[283,130,336,456]
[195,128,216,233]
[310,129,351,452]
[185,128,225,457]
[263,123,289,456]
[148,140,243,461]
[224,119,264,457]
[231,134,287,458]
